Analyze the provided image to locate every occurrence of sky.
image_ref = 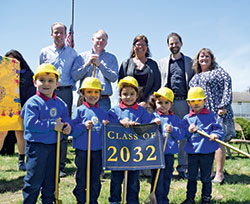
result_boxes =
[1,0,250,100]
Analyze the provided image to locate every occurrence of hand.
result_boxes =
[218,108,227,116]
[62,122,71,135]
[188,123,198,133]
[87,54,100,67]
[153,118,161,125]
[120,118,130,128]
[138,101,146,107]
[54,118,64,132]
[209,134,219,141]
[102,120,110,125]
[166,125,172,133]
[85,120,93,130]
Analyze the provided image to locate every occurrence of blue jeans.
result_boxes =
[73,149,102,204]
[109,170,139,204]
[23,142,56,204]
[186,153,215,200]
[151,154,174,204]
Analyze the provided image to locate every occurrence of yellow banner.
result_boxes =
[0,56,23,131]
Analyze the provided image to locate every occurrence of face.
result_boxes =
[198,51,212,72]
[83,88,101,106]
[51,24,66,49]
[188,99,206,113]
[34,73,58,98]
[120,86,138,106]
[133,39,148,57]
[168,36,182,55]
[155,96,172,115]
[92,31,108,53]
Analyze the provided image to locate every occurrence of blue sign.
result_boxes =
[102,123,165,171]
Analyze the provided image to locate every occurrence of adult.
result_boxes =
[189,48,235,184]
[39,22,78,177]
[72,29,118,111]
[0,49,36,170]
[119,34,161,107]
[158,32,194,179]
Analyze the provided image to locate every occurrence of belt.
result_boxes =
[56,85,73,90]
[101,95,109,99]
[174,96,186,100]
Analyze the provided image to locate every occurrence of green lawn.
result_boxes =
[0,142,249,204]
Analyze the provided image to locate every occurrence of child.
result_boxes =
[181,87,224,204]
[108,76,160,204]
[21,63,71,204]
[71,77,108,204]
[147,87,185,204]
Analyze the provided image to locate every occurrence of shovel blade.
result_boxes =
[55,199,63,204]
[143,192,157,204]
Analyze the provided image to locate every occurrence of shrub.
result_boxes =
[234,118,250,140]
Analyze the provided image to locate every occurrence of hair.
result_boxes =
[167,32,182,44]
[5,49,32,71]
[192,48,218,73]
[93,29,109,39]
[35,72,59,81]
[130,34,151,58]
[51,22,67,34]
[145,95,158,113]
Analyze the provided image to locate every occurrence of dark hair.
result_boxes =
[5,50,32,71]
[192,48,217,73]
[130,34,151,58]
[167,32,182,44]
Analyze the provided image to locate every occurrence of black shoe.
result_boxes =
[181,198,195,204]
[201,196,211,204]
[178,171,188,179]
[18,161,26,171]
[201,201,210,204]
[59,170,67,177]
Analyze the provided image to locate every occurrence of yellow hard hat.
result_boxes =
[153,87,174,102]
[80,77,103,91]
[187,87,206,101]
[33,63,59,80]
[118,76,138,89]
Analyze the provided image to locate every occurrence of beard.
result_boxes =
[170,47,180,55]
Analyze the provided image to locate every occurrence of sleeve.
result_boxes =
[182,116,192,139]
[98,54,118,82]
[70,108,87,138]
[118,59,129,81]
[23,103,55,133]
[217,67,233,109]
[189,74,199,88]
[171,117,185,141]
[71,54,91,81]
[39,50,45,65]
[142,108,155,124]
[149,60,161,96]
[107,108,120,123]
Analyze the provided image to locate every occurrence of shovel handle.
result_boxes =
[152,132,169,193]
[122,170,128,204]
[55,131,62,204]
[196,130,250,158]
[92,64,96,77]
[86,129,92,204]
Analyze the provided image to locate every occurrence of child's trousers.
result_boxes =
[151,154,174,204]
[109,170,139,204]
[22,142,56,204]
[73,149,102,204]
[186,152,215,201]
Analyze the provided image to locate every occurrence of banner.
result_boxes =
[103,123,165,171]
[0,56,23,131]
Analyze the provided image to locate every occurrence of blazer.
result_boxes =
[158,54,194,92]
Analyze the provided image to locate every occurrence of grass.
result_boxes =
[0,142,250,204]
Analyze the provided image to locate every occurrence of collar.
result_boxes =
[83,101,99,108]
[157,110,173,116]
[119,101,139,110]
[91,48,105,56]
[170,53,184,62]
[37,91,56,101]
[52,43,66,51]
[189,107,210,117]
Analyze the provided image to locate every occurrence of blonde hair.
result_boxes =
[192,48,218,73]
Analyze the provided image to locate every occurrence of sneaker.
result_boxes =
[18,161,26,171]
[59,170,67,177]
[201,197,211,204]
[181,198,195,204]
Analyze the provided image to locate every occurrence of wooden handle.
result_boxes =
[86,129,92,204]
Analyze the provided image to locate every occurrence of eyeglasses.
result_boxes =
[134,43,147,47]
[188,99,204,105]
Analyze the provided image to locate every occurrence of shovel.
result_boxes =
[144,132,169,204]
[55,131,62,204]
[122,170,128,204]
[86,129,92,204]
[196,130,250,158]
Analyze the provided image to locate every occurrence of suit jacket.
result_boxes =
[158,54,194,92]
